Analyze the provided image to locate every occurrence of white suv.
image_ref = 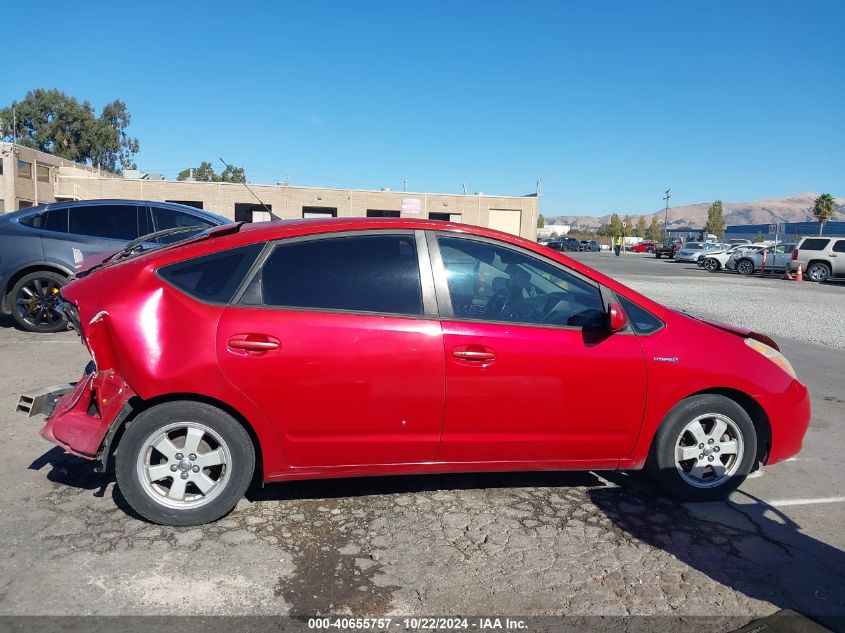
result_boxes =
[790,236,845,282]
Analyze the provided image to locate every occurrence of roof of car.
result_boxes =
[3,199,229,225]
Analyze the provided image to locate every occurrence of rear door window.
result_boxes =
[159,244,264,304]
[800,238,830,251]
[241,234,423,316]
[833,240,845,253]
[69,205,138,240]
[44,208,69,232]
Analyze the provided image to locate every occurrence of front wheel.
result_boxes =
[655,253,662,259]
[116,401,255,526]
[704,258,720,272]
[647,394,757,501]
[10,271,68,333]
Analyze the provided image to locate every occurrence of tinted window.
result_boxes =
[69,205,138,240]
[833,240,845,253]
[800,238,830,251]
[45,208,69,232]
[244,235,422,315]
[152,207,213,244]
[437,236,604,328]
[618,296,663,335]
[160,244,264,304]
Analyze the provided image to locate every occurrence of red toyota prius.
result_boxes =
[27,219,810,525]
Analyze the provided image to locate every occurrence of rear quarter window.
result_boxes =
[799,238,830,251]
[159,243,264,304]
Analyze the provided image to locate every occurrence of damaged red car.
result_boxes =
[22,219,811,526]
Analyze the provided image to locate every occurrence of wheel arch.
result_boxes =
[688,387,771,464]
[103,393,265,479]
[3,263,72,313]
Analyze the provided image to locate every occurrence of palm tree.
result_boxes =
[812,193,836,236]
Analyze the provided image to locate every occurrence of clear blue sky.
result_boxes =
[3,0,843,216]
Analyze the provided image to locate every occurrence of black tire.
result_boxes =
[10,271,68,333]
[736,259,755,276]
[704,258,720,272]
[646,394,757,501]
[806,262,831,283]
[656,253,662,259]
[116,401,255,526]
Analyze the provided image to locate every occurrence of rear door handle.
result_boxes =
[227,335,281,353]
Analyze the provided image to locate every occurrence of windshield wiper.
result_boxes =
[117,225,209,259]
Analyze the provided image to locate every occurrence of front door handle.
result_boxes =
[227,335,281,353]
[452,350,496,361]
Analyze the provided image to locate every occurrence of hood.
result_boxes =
[676,311,780,351]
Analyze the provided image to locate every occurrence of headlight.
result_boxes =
[745,338,797,379]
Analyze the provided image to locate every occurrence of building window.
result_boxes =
[17,160,32,179]
[0,158,4,176]
[18,199,34,210]
[0,199,5,213]
[366,209,400,218]
[302,206,338,218]
[36,164,50,183]
[429,212,462,222]
[165,200,204,209]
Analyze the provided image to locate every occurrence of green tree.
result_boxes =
[812,193,836,236]
[646,216,662,241]
[0,88,139,172]
[177,161,247,183]
[622,214,633,237]
[755,231,765,242]
[635,216,646,237]
[537,213,545,228]
[703,200,726,238]
[609,213,623,237]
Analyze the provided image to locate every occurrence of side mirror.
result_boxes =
[607,302,628,332]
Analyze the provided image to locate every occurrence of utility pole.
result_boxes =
[403,178,408,193]
[662,188,672,238]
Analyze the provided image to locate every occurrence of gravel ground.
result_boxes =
[573,254,845,350]
[625,276,845,349]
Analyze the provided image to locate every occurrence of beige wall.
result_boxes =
[0,143,539,239]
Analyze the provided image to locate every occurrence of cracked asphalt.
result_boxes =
[0,256,843,630]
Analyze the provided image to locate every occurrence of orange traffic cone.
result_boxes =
[796,265,803,282]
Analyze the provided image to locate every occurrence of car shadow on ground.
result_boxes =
[590,471,845,632]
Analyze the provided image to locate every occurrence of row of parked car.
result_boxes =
[678,238,843,282]
[540,237,601,252]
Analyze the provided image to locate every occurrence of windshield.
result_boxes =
[684,243,704,250]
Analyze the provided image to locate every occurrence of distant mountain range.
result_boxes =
[546,193,845,231]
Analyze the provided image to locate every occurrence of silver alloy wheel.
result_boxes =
[737,260,754,275]
[674,413,744,489]
[704,258,719,271]
[136,421,231,510]
[807,264,830,282]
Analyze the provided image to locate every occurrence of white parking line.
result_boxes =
[768,496,845,508]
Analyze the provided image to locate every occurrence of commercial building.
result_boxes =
[0,143,540,239]
[725,221,845,241]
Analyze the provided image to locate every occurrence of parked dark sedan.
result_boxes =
[0,199,229,332]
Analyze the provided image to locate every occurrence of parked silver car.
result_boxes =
[725,243,796,275]
[789,236,845,282]
[674,242,720,263]
[0,200,229,332]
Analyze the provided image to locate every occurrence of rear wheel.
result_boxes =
[704,258,720,272]
[10,271,68,333]
[116,401,255,526]
[647,394,757,501]
[736,259,755,275]
[806,262,831,282]
[656,253,662,259]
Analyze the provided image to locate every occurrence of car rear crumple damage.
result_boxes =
[39,296,137,466]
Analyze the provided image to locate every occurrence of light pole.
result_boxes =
[662,188,671,238]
